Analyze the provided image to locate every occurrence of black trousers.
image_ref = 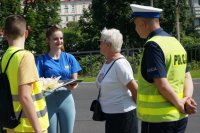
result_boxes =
[105,109,138,133]
[141,117,188,133]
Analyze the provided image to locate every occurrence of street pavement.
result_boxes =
[72,80,200,133]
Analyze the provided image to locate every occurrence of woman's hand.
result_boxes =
[66,83,78,90]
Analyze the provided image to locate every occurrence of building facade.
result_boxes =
[189,0,200,31]
[60,0,91,28]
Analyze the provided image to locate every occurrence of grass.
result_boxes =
[79,76,96,82]
[190,69,200,78]
[79,69,200,82]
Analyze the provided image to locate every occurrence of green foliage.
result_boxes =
[79,0,193,50]
[79,75,96,82]
[188,60,200,70]
[0,0,22,51]
[138,0,191,36]
[133,52,142,74]
[66,21,79,29]
[63,28,84,52]
[78,0,143,51]
[78,8,100,51]
[24,0,61,54]
[0,0,199,56]
[78,52,200,79]
[0,0,22,27]
[0,0,61,54]
[78,55,104,76]
[124,51,142,74]
[190,69,200,78]
[77,51,143,77]
[181,35,200,46]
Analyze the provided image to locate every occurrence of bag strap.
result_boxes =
[97,57,124,100]
[17,110,23,121]
[2,49,24,73]
[1,49,24,120]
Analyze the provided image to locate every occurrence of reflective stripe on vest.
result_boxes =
[15,106,47,118]
[12,92,43,102]
[13,92,47,118]
[138,93,183,102]
[2,47,49,132]
[137,36,187,122]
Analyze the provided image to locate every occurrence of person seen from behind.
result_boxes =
[2,14,49,133]
[36,25,82,133]
[130,4,197,133]
[96,28,138,133]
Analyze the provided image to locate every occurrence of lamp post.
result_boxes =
[175,0,180,41]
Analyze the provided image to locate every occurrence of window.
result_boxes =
[71,5,75,13]
[198,18,200,25]
[83,3,85,9]
[199,0,200,5]
[65,5,68,13]
[73,16,75,21]
[66,16,68,22]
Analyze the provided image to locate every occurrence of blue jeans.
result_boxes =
[44,89,75,133]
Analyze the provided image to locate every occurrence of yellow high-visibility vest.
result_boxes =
[137,36,187,122]
[2,47,49,132]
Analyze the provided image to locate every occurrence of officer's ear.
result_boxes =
[25,30,28,39]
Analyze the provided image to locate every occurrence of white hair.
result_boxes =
[100,28,123,52]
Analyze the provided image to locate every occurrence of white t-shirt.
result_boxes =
[96,57,136,114]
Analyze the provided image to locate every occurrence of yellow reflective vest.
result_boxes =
[1,47,49,132]
[137,36,187,122]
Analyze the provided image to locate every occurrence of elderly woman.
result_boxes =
[96,28,138,133]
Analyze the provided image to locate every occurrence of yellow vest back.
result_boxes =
[2,47,49,132]
[137,36,187,122]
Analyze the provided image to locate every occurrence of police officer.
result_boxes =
[130,4,197,133]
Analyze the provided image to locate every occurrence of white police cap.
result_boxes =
[130,4,163,19]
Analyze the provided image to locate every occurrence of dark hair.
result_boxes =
[46,25,61,38]
[4,15,27,39]
[46,24,65,51]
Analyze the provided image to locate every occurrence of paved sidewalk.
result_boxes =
[72,82,200,133]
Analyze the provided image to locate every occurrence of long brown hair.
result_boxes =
[46,25,65,52]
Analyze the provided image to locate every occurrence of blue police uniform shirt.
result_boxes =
[142,28,188,83]
[36,52,82,80]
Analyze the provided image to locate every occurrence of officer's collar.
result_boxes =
[147,28,164,39]
[143,28,163,47]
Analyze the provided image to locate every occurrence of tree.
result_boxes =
[63,21,84,52]
[79,0,193,50]
[0,0,196,53]
[79,0,148,50]
[0,0,22,27]
[0,0,22,51]
[0,0,60,54]
[78,8,100,51]
[135,0,192,43]
[23,0,61,54]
